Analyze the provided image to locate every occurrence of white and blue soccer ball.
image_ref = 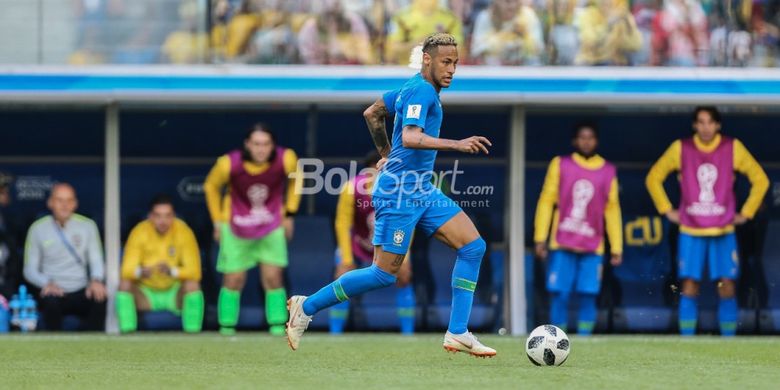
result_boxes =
[525,325,570,366]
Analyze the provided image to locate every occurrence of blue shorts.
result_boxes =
[678,232,739,281]
[373,189,462,255]
[546,250,603,294]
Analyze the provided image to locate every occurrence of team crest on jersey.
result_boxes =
[406,105,421,119]
[393,229,405,246]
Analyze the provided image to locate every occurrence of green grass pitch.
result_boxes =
[2,333,779,389]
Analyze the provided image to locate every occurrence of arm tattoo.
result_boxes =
[365,102,390,157]
[391,255,405,266]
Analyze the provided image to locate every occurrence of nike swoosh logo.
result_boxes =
[290,305,301,327]
[453,337,473,349]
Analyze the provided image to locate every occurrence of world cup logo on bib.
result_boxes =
[248,184,269,214]
[570,179,594,221]
[558,179,596,237]
[233,183,275,227]
[696,163,717,203]
[686,163,726,216]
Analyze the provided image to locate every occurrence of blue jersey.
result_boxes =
[374,73,443,199]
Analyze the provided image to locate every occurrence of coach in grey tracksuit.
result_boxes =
[24,183,106,331]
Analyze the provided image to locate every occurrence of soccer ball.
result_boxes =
[525,325,570,366]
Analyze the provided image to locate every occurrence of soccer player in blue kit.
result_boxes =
[286,33,496,357]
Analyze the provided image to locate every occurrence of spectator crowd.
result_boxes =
[67,0,780,67]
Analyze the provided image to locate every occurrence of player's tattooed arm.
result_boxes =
[391,254,405,266]
[402,126,492,154]
[363,98,391,158]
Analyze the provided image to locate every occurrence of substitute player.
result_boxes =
[534,123,623,335]
[646,106,768,336]
[117,195,203,333]
[330,151,415,334]
[287,33,496,357]
[205,124,302,336]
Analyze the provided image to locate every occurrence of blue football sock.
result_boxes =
[679,295,697,336]
[303,264,396,316]
[328,300,350,334]
[550,292,570,331]
[448,238,486,335]
[718,297,737,337]
[396,285,416,335]
[577,293,597,336]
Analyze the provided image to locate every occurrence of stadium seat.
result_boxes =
[611,216,674,332]
[206,244,267,330]
[286,216,335,330]
[236,267,266,329]
[759,220,780,333]
[38,315,92,332]
[358,286,411,331]
[139,311,181,331]
[62,315,81,331]
[696,282,758,334]
[203,216,335,330]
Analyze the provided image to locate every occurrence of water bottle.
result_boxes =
[10,285,37,332]
[23,288,38,332]
[0,294,9,333]
[9,288,21,331]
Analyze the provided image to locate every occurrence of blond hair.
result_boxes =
[422,33,457,55]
